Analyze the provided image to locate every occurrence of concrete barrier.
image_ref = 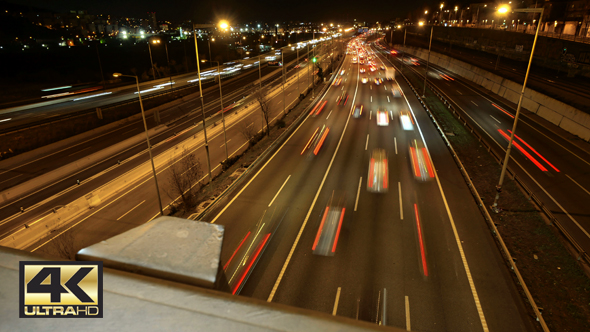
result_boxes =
[0,73,305,250]
[397,45,590,141]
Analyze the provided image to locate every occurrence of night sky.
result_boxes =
[7,0,444,24]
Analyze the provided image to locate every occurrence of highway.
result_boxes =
[380,38,590,265]
[193,37,537,330]
[0,38,345,246]
[396,29,590,112]
[0,42,322,132]
[3,37,344,250]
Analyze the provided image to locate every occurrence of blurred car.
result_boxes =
[334,77,342,86]
[313,192,346,256]
[362,77,368,84]
[376,107,389,126]
[400,110,414,130]
[301,125,330,156]
[340,69,346,75]
[409,139,435,181]
[370,66,376,72]
[391,86,402,97]
[380,65,385,70]
[360,68,366,73]
[337,91,349,106]
[353,105,363,118]
[374,78,380,85]
[367,148,389,193]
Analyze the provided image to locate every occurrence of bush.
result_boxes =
[220,155,240,171]
[276,119,286,129]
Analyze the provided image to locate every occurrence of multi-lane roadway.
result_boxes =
[381,38,590,265]
[199,37,537,331]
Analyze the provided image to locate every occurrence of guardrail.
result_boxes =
[376,45,551,331]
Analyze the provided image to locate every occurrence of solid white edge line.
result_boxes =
[566,174,590,197]
[399,76,489,332]
[268,175,291,207]
[398,182,403,220]
[116,200,146,221]
[267,56,359,303]
[355,177,362,212]
[332,287,342,316]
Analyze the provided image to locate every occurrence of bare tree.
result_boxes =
[255,88,272,136]
[238,121,257,144]
[166,148,203,210]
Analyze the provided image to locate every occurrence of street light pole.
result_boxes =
[297,47,300,96]
[163,41,173,90]
[113,73,163,216]
[211,60,228,161]
[148,41,157,80]
[282,49,286,114]
[423,26,433,97]
[193,27,212,182]
[491,7,544,213]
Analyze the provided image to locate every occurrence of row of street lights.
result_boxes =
[417,5,544,211]
[114,20,332,217]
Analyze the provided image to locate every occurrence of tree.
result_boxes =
[166,148,203,210]
[238,120,257,144]
[255,88,272,136]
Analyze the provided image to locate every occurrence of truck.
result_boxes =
[385,67,395,81]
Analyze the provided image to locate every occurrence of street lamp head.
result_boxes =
[113,73,122,77]
[440,3,444,9]
[498,5,510,14]
[219,20,229,30]
[419,21,425,26]
[425,10,428,14]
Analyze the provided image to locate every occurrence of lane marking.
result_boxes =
[394,137,398,154]
[489,115,501,124]
[332,287,342,316]
[268,175,291,207]
[220,139,232,148]
[67,146,92,156]
[326,110,333,120]
[457,90,463,95]
[116,200,145,220]
[268,60,359,302]
[399,80,489,331]
[355,177,362,211]
[387,96,390,102]
[365,134,369,150]
[405,296,411,331]
[566,174,590,197]
[398,182,403,220]
[370,111,372,120]
[0,173,22,185]
[471,101,478,106]
[371,96,372,102]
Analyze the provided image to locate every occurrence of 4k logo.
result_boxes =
[19,261,103,318]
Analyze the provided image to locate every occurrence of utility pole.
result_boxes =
[423,26,433,98]
[282,50,286,114]
[193,27,212,182]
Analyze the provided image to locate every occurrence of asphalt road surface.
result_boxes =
[197,38,537,331]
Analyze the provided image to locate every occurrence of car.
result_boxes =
[380,65,385,70]
[367,148,389,193]
[312,191,346,256]
[353,105,363,118]
[340,69,345,76]
[400,110,414,131]
[376,107,389,126]
[360,68,366,73]
[362,77,368,84]
[301,125,330,156]
[334,77,342,86]
[374,78,380,85]
[337,91,349,106]
[370,66,376,72]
